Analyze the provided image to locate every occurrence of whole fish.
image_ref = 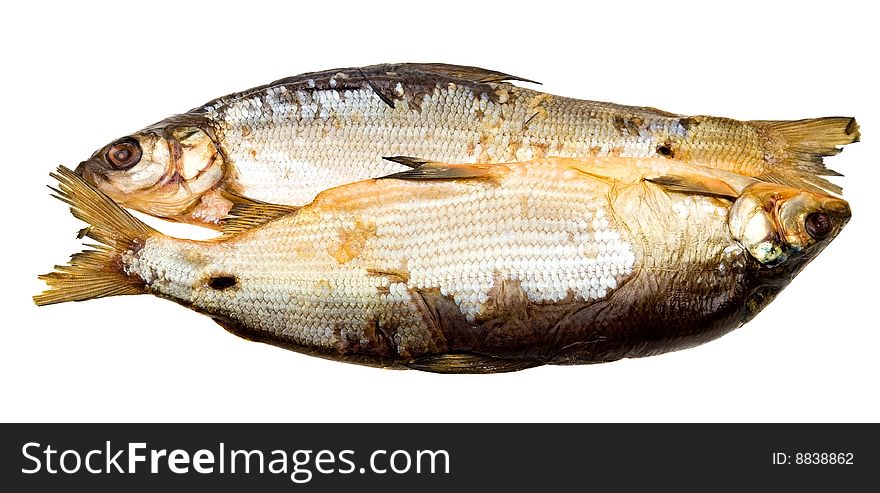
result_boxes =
[36,158,850,373]
[74,63,859,228]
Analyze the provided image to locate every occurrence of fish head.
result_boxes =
[729,182,851,270]
[75,124,226,222]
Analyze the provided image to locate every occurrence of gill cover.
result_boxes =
[76,126,226,220]
[728,183,850,266]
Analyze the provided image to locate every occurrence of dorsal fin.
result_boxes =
[390,63,540,85]
[358,64,538,108]
[220,201,300,237]
[357,68,396,107]
[204,63,539,113]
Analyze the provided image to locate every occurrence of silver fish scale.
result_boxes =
[205,83,680,205]
[127,160,652,358]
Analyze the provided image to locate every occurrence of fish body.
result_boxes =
[37,159,850,373]
[75,63,859,228]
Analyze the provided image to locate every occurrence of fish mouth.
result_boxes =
[74,160,102,188]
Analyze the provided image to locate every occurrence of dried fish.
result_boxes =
[36,158,850,372]
[75,63,858,227]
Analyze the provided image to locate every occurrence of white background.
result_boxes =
[1,0,877,422]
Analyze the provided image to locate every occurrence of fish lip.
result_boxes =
[74,160,103,187]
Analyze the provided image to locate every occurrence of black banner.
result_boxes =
[2,424,875,491]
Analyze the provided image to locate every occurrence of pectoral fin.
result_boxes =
[382,156,433,169]
[220,201,300,237]
[646,173,740,200]
[379,157,497,181]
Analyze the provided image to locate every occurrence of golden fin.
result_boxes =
[647,173,740,199]
[34,166,155,306]
[220,189,270,206]
[35,249,145,305]
[405,353,543,374]
[220,201,300,237]
[379,158,496,181]
[751,117,859,195]
[757,172,842,196]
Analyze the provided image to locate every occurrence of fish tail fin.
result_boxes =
[34,166,157,306]
[752,117,860,195]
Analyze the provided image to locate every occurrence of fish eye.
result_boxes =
[105,138,142,170]
[805,212,833,240]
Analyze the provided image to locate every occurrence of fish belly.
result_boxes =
[130,159,752,368]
